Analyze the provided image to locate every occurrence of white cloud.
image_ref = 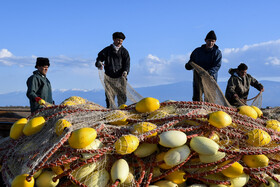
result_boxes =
[265,57,280,66]
[0,50,93,68]
[0,49,12,58]
[223,39,280,55]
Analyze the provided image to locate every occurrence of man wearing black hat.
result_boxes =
[225,63,264,107]
[26,57,54,113]
[185,30,222,102]
[95,32,130,108]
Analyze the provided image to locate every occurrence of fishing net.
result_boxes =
[1,95,280,186]
[250,91,263,109]
[98,70,143,109]
[189,61,231,108]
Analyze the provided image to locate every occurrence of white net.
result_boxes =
[98,70,143,109]
[1,95,280,186]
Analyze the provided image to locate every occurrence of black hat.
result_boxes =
[237,63,248,70]
[205,30,217,40]
[112,32,126,40]
[35,57,50,68]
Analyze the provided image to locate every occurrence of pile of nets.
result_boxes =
[1,96,280,187]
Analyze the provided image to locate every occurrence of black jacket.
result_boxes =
[185,44,222,81]
[96,44,130,78]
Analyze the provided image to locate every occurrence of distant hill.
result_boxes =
[0,80,279,108]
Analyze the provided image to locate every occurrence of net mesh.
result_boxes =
[250,92,263,108]
[1,96,280,186]
[189,61,231,107]
[98,70,143,109]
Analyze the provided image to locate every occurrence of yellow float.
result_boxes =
[10,118,28,139]
[165,170,187,184]
[114,135,139,155]
[11,174,34,187]
[135,97,160,113]
[68,128,97,149]
[23,116,45,136]
[131,122,157,137]
[220,160,244,178]
[247,129,271,147]
[106,110,128,126]
[36,170,59,187]
[242,154,269,168]
[238,106,258,119]
[208,111,232,128]
[55,119,72,136]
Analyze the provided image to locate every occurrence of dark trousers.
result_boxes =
[104,75,127,108]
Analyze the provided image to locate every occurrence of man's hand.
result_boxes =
[96,61,103,70]
[35,97,46,105]
[122,71,127,78]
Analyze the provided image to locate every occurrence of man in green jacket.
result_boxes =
[26,57,53,113]
[225,63,264,107]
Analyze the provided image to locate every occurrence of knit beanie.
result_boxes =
[237,63,248,70]
[35,57,50,68]
[112,32,126,40]
[205,30,217,40]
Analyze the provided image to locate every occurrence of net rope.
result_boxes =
[1,97,280,186]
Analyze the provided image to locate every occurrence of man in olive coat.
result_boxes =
[225,63,264,107]
[26,57,53,113]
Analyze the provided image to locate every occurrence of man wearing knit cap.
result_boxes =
[26,57,54,113]
[95,32,130,108]
[185,30,222,101]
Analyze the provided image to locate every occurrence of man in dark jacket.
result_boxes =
[95,32,130,108]
[26,57,53,113]
[225,63,264,107]
[185,30,222,101]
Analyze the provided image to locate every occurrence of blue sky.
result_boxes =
[1,1,280,95]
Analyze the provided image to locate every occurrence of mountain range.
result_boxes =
[1,80,279,108]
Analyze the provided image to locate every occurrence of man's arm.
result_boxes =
[249,75,264,91]
[208,50,222,77]
[123,49,130,75]
[226,77,238,99]
[185,50,196,70]
[26,76,39,101]
[95,47,108,69]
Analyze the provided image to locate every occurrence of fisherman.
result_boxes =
[225,63,264,107]
[95,32,130,108]
[185,30,222,101]
[26,57,54,113]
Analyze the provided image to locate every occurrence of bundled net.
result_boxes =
[98,70,143,109]
[189,61,231,107]
[1,95,280,186]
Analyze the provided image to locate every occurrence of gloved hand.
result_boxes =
[96,61,103,70]
[122,71,127,78]
[233,94,239,99]
[185,63,193,70]
[35,97,46,105]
